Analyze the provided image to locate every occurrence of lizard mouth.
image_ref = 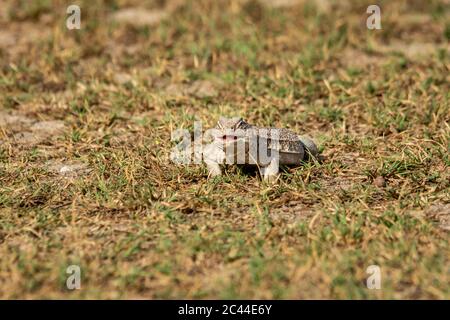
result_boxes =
[220,135,238,141]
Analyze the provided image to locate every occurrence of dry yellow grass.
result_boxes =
[0,0,449,299]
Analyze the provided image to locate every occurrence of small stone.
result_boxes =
[425,204,450,231]
[259,0,302,8]
[164,83,186,98]
[47,161,90,177]
[111,8,168,27]
[186,80,218,98]
[165,80,218,99]
[373,176,386,187]
[12,132,43,145]
[31,120,65,134]
[0,111,30,124]
[113,72,135,85]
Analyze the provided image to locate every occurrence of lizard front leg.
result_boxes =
[203,143,224,178]
[206,162,222,177]
[260,157,279,182]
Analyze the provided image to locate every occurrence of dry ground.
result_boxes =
[0,0,449,299]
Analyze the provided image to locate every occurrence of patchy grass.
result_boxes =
[0,0,449,299]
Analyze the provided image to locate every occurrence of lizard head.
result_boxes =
[211,117,252,146]
[217,117,252,131]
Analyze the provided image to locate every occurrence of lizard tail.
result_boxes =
[298,136,319,160]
